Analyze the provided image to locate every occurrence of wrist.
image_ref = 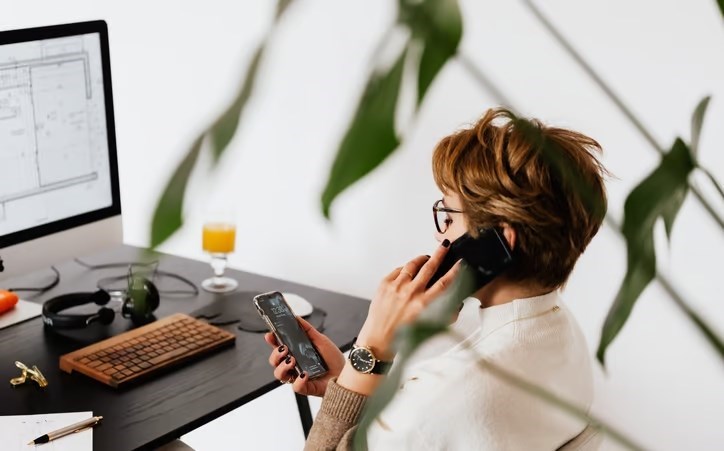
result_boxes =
[337,361,383,396]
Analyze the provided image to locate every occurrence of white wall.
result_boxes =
[5,1,723,450]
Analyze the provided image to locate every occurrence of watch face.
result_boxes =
[350,347,375,373]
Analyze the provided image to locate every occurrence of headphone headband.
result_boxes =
[42,278,159,330]
[42,291,111,329]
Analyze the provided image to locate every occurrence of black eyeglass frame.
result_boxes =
[432,199,464,234]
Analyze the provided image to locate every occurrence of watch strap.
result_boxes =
[371,359,393,375]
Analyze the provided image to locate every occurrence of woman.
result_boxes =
[265,108,608,450]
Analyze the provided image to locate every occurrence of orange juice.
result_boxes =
[202,223,236,253]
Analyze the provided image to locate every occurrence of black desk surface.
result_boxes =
[0,245,369,451]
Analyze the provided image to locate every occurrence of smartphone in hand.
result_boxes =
[427,228,514,296]
[254,291,328,379]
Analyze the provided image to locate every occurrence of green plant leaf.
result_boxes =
[150,0,295,247]
[661,140,691,240]
[320,48,408,219]
[596,138,696,366]
[688,95,724,205]
[399,0,462,107]
[150,45,263,247]
[150,136,204,248]
[718,0,724,18]
[209,46,264,162]
[661,183,688,240]
[353,268,474,449]
[209,0,296,160]
[690,95,710,157]
[322,0,461,219]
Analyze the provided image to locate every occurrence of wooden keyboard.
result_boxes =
[60,313,235,388]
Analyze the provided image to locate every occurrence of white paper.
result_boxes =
[0,411,93,451]
[0,299,42,330]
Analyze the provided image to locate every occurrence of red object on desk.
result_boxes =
[0,290,19,315]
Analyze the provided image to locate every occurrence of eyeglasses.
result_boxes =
[432,199,463,234]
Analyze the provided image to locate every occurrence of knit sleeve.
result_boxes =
[304,378,367,451]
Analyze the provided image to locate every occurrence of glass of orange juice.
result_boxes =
[201,216,238,293]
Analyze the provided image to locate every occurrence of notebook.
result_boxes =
[0,299,42,331]
[0,411,93,450]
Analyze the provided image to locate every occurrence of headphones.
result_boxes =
[42,277,159,329]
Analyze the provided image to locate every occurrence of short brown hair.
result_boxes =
[432,108,608,289]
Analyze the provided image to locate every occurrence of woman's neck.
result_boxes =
[472,278,551,309]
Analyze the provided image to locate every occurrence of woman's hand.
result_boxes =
[264,317,345,397]
[356,239,461,360]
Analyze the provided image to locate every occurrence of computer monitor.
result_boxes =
[0,21,122,282]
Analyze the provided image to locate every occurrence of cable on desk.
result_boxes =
[7,266,61,293]
[73,258,199,297]
[312,308,327,334]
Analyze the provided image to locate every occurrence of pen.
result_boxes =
[28,415,103,445]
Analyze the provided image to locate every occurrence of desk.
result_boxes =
[0,245,369,450]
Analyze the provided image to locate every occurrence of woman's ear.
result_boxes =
[501,223,516,250]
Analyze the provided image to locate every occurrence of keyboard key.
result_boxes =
[149,347,190,365]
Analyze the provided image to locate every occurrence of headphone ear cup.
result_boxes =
[123,278,159,321]
[95,307,115,325]
[144,279,160,312]
[90,289,111,306]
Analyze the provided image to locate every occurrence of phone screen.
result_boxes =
[255,292,327,379]
[426,228,513,296]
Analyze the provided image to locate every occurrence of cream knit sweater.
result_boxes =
[305,291,594,450]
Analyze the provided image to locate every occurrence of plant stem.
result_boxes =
[520,0,724,230]
[698,167,724,203]
[455,53,517,112]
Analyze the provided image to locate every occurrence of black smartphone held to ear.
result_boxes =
[426,228,514,297]
[254,291,328,380]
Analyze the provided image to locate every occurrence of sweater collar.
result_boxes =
[474,290,560,337]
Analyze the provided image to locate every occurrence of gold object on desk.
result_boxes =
[9,360,48,388]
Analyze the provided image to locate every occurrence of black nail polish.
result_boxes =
[300,372,306,379]
[285,356,291,364]
[278,346,285,352]
[442,239,450,248]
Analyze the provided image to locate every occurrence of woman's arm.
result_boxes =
[304,378,367,451]
[306,241,458,449]
[334,242,457,398]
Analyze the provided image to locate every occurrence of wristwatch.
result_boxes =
[348,344,393,375]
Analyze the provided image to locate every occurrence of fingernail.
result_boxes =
[285,356,291,364]
[278,346,285,352]
[425,255,431,258]
[442,239,450,248]
[300,372,306,379]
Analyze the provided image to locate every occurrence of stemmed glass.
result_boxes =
[201,213,238,293]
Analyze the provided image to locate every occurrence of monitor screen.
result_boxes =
[0,22,120,250]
